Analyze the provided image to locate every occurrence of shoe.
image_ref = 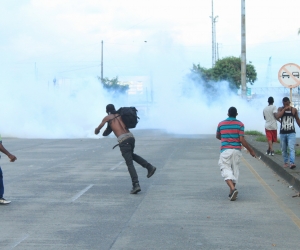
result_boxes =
[271,151,274,156]
[0,198,11,205]
[130,183,141,194]
[147,166,156,178]
[283,163,289,168]
[265,149,270,155]
[229,189,238,201]
[290,164,296,169]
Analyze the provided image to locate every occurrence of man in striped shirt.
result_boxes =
[216,107,256,201]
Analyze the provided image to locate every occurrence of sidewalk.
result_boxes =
[246,135,300,192]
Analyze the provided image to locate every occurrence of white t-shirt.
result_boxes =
[263,105,278,130]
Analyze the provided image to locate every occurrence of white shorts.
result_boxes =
[218,149,242,183]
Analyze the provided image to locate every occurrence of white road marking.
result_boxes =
[11,234,29,249]
[110,161,124,170]
[71,184,94,202]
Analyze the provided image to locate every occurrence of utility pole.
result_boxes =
[210,0,218,67]
[241,0,247,98]
[101,40,103,82]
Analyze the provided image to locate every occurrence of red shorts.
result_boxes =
[265,129,277,142]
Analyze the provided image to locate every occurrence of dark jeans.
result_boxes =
[0,167,4,198]
[119,137,151,185]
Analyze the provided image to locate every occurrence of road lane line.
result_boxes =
[110,161,124,170]
[11,234,29,249]
[71,184,94,202]
[242,157,300,229]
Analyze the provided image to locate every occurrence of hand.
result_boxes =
[95,128,100,135]
[9,154,17,162]
[250,150,256,158]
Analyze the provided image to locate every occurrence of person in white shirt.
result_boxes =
[263,97,279,156]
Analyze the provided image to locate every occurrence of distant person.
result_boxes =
[277,97,300,169]
[94,104,156,194]
[0,135,17,205]
[216,107,256,201]
[263,96,279,156]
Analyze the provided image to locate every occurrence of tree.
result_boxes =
[98,76,129,94]
[190,56,257,91]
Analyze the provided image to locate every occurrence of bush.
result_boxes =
[245,130,264,136]
[255,136,267,142]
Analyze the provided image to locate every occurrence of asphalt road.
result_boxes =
[1,129,300,249]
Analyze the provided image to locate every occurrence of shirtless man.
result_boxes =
[95,104,156,194]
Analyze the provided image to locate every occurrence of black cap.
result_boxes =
[106,104,115,113]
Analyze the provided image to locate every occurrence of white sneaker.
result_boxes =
[0,198,11,205]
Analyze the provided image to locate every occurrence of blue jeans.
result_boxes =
[0,167,3,198]
[280,133,296,164]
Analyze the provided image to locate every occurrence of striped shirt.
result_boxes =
[217,117,244,152]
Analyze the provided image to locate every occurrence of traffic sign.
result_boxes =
[278,63,300,88]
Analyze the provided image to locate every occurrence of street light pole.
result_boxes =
[241,0,247,98]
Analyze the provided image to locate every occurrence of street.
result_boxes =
[1,129,300,249]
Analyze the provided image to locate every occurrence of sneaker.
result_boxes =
[229,189,238,201]
[290,164,296,169]
[265,149,270,155]
[147,166,156,178]
[130,183,141,194]
[0,198,11,205]
[271,151,275,156]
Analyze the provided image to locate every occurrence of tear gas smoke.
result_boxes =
[1,68,294,139]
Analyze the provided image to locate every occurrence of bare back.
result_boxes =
[108,114,130,137]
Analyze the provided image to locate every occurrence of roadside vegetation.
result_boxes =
[245,130,263,136]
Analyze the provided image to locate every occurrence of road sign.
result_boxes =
[278,63,300,88]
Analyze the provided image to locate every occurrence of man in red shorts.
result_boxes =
[263,97,279,156]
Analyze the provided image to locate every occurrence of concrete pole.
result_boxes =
[241,0,247,98]
[101,40,103,82]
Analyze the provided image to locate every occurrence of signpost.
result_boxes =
[278,63,300,104]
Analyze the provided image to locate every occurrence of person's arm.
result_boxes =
[0,143,17,162]
[276,106,288,119]
[95,116,110,135]
[263,111,266,120]
[216,131,221,140]
[293,108,300,127]
[216,125,221,140]
[240,136,256,157]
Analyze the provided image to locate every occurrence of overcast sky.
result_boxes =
[1,0,300,138]
[1,0,299,87]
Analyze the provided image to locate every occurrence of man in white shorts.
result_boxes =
[216,107,256,201]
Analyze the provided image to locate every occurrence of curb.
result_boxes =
[250,144,300,192]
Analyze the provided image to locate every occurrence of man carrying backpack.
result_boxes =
[94,104,156,194]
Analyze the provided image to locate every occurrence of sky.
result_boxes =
[1,0,300,138]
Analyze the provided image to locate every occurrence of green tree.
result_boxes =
[98,76,129,94]
[191,56,257,91]
[213,56,257,90]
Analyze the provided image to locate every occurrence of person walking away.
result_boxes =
[0,135,17,205]
[263,96,279,156]
[276,97,300,169]
[95,104,156,194]
[216,107,256,201]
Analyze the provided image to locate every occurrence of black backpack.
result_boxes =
[116,107,139,129]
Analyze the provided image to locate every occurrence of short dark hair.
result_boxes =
[282,97,290,102]
[228,107,237,118]
[268,96,274,104]
[106,104,116,113]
